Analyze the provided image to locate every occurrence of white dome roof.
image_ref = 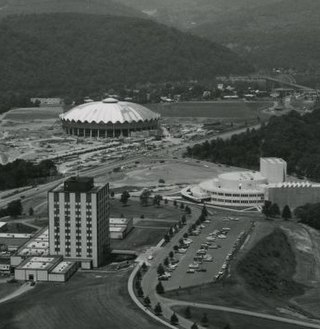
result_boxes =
[60,98,160,124]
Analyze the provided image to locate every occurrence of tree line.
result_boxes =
[0,159,57,190]
[185,108,320,181]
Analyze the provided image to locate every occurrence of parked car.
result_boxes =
[197,268,207,272]
[189,263,200,269]
[187,269,195,273]
[158,275,169,281]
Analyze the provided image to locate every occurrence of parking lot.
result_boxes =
[162,215,253,290]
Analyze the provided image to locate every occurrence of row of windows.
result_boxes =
[54,192,95,203]
[210,192,264,198]
[211,198,264,204]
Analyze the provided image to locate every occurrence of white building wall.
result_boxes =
[260,158,287,184]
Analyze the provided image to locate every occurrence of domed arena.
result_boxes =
[60,98,160,138]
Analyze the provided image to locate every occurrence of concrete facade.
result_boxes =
[260,157,287,184]
[266,183,320,209]
[48,177,110,268]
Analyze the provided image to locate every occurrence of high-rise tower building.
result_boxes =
[48,177,109,268]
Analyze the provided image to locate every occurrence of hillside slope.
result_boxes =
[116,0,281,30]
[192,0,320,71]
[0,0,144,19]
[118,0,320,71]
[0,13,253,96]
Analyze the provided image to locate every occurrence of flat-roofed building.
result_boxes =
[15,256,78,282]
[48,177,110,268]
[260,157,287,184]
[11,228,49,267]
[109,217,133,239]
[182,157,320,210]
[15,256,61,281]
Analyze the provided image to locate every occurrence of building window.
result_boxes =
[54,192,59,202]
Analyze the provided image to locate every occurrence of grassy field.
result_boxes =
[0,271,165,329]
[4,107,62,121]
[110,199,182,222]
[237,228,304,297]
[173,306,313,329]
[1,222,36,234]
[0,282,21,300]
[110,199,181,251]
[111,227,167,251]
[147,101,271,119]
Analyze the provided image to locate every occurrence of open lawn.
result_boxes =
[173,306,313,329]
[4,107,62,121]
[111,227,167,251]
[0,270,165,329]
[147,101,271,119]
[110,199,182,222]
[0,282,20,300]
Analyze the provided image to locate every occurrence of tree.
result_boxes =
[153,195,162,207]
[6,200,22,218]
[158,178,165,184]
[120,191,130,206]
[135,280,141,290]
[110,191,115,198]
[141,262,148,271]
[183,233,188,239]
[282,205,292,220]
[169,251,174,259]
[137,287,144,297]
[262,200,272,219]
[140,189,151,207]
[179,238,184,245]
[164,257,169,267]
[173,245,179,252]
[191,323,198,329]
[156,281,165,294]
[28,207,34,216]
[170,312,179,325]
[144,296,151,307]
[173,200,177,207]
[185,205,191,214]
[136,270,142,281]
[164,198,168,204]
[201,205,208,217]
[157,264,165,276]
[164,234,170,243]
[198,213,206,222]
[201,313,209,327]
[270,203,280,217]
[154,302,162,316]
[181,214,187,225]
[185,306,191,319]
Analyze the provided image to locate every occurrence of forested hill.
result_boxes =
[0,0,144,19]
[0,13,252,96]
[185,107,320,181]
[191,0,320,72]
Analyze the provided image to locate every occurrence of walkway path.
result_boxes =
[0,282,34,305]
